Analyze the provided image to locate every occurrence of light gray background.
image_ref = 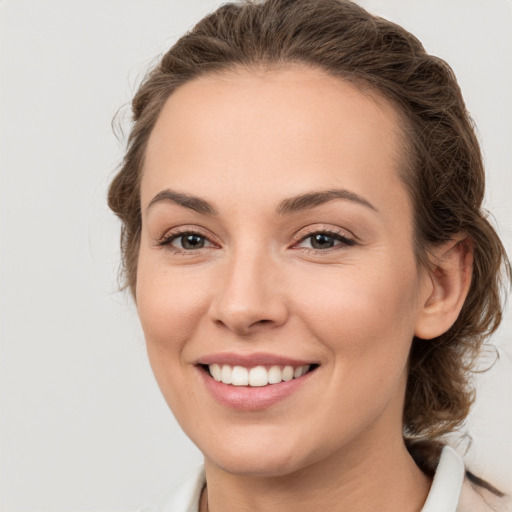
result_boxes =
[1,1,511,510]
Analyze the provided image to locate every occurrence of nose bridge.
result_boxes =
[210,239,287,334]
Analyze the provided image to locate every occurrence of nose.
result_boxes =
[208,248,289,336]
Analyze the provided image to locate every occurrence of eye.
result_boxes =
[159,231,214,251]
[296,230,356,251]
[175,234,211,250]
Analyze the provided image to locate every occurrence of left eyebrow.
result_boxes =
[276,189,378,215]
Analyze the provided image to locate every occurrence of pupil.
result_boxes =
[312,234,334,249]
[182,234,204,249]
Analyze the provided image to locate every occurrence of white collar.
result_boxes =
[421,445,465,512]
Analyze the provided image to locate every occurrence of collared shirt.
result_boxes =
[140,446,507,512]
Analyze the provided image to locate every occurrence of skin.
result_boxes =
[136,64,472,512]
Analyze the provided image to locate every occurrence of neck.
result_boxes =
[201,433,431,512]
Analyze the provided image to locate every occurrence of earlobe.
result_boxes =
[414,236,473,340]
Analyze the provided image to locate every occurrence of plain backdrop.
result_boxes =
[1,0,511,510]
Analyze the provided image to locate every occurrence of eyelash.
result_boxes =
[157,228,216,254]
[293,227,356,253]
[157,226,357,255]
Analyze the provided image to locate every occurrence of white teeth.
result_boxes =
[282,365,294,381]
[268,365,282,384]
[210,363,221,381]
[293,366,304,378]
[249,366,269,387]
[221,365,232,384]
[294,365,310,378]
[231,366,249,386]
[208,363,312,386]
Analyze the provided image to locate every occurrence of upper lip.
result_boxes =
[195,352,316,367]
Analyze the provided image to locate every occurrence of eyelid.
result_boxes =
[156,225,220,248]
[292,224,357,244]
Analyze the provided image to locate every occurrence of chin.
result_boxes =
[197,428,325,479]
[206,450,307,478]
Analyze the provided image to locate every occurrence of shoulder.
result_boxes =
[139,466,205,512]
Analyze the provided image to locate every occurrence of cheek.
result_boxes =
[292,261,420,437]
[294,257,420,371]
[135,255,215,418]
[135,253,211,360]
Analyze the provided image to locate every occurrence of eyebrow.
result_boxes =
[146,189,218,215]
[146,188,377,216]
[276,189,378,215]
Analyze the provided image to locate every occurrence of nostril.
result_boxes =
[253,319,271,326]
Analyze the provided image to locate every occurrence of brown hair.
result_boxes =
[108,0,510,440]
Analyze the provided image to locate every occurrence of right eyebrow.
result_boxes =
[146,189,218,215]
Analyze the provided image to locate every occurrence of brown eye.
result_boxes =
[296,231,356,251]
[174,234,208,250]
[160,232,214,251]
[310,233,336,249]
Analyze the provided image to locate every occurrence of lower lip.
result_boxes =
[198,367,315,411]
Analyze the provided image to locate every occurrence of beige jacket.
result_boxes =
[459,477,510,512]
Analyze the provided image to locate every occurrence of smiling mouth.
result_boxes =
[201,363,319,387]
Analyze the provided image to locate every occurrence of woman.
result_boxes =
[108,0,510,510]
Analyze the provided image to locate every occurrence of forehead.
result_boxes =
[142,64,408,219]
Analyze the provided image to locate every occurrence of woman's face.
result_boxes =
[137,65,432,477]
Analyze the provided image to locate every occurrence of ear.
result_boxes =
[414,235,473,340]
